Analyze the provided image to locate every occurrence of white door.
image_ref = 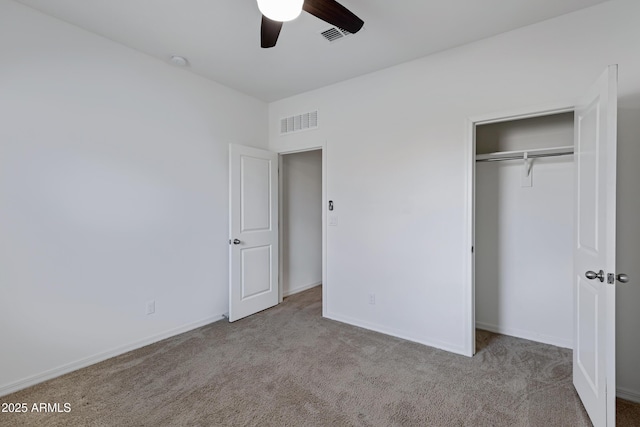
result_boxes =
[573,65,618,427]
[229,144,279,322]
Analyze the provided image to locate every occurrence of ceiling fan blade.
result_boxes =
[261,15,283,48]
[302,0,364,34]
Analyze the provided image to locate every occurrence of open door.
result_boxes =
[229,144,279,322]
[573,65,618,427]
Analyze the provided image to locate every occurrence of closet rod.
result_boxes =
[476,151,574,162]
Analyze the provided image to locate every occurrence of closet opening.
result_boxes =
[278,149,323,302]
[471,110,575,354]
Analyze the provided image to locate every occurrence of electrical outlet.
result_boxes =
[146,300,155,315]
[368,294,376,305]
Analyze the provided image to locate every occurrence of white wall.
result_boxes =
[616,108,640,402]
[0,0,267,395]
[269,0,640,398]
[475,115,574,348]
[282,150,322,296]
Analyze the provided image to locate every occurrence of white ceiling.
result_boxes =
[16,0,609,102]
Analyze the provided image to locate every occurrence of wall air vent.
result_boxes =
[320,27,352,43]
[280,110,318,135]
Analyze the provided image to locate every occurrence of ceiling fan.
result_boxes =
[257,0,364,48]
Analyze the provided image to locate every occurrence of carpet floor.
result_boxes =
[1,286,639,426]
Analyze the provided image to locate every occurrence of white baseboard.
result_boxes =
[476,321,572,349]
[325,311,467,356]
[0,314,225,397]
[283,281,321,297]
[617,387,640,403]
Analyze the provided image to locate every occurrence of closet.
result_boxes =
[475,112,575,348]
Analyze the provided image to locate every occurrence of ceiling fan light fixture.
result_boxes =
[257,0,303,22]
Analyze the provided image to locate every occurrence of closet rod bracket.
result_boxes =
[523,152,532,177]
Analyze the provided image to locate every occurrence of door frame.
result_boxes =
[464,103,574,357]
[275,143,327,316]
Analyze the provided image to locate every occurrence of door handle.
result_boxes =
[585,270,605,282]
[617,273,629,284]
[233,239,241,245]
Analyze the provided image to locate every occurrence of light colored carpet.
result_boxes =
[1,286,639,426]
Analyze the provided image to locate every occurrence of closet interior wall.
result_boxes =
[475,113,574,348]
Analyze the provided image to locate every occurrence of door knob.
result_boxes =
[233,239,241,245]
[617,273,629,284]
[585,270,605,282]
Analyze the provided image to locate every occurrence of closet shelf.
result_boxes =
[476,145,574,162]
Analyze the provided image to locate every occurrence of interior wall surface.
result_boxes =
[268,0,640,398]
[0,0,268,395]
[282,150,323,296]
[616,108,640,401]
[475,114,574,348]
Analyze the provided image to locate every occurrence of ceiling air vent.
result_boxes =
[280,110,318,135]
[320,27,352,43]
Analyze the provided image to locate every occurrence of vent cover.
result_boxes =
[280,110,318,135]
[320,27,352,42]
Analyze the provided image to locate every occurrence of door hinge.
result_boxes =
[607,273,615,285]
[471,246,474,253]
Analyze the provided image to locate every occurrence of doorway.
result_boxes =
[474,112,575,349]
[278,148,324,302]
[228,144,326,321]
[466,106,577,356]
